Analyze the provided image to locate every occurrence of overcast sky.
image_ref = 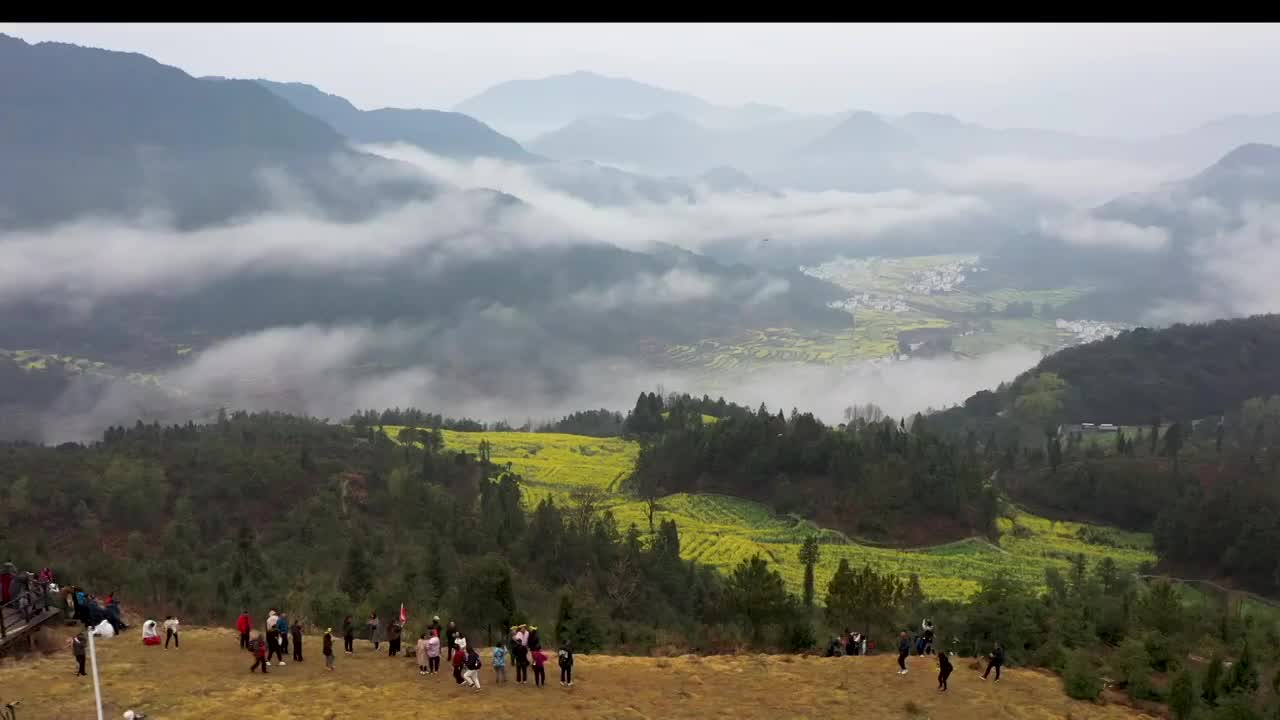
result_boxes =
[4,23,1279,138]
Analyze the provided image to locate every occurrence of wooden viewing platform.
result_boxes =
[0,585,62,653]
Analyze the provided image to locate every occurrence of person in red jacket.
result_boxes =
[531,647,549,688]
[236,609,252,651]
[451,638,467,684]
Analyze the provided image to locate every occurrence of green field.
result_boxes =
[662,255,1105,369]
[383,427,1156,602]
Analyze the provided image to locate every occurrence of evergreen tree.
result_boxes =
[798,535,820,609]
[340,538,373,602]
[1169,667,1199,720]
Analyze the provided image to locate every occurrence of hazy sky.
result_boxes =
[3,23,1279,137]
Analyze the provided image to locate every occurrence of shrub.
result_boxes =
[782,618,816,652]
[1114,637,1153,700]
[1169,667,1198,720]
[1064,649,1102,701]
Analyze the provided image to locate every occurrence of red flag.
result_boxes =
[399,603,407,624]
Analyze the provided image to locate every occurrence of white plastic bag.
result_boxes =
[94,619,115,638]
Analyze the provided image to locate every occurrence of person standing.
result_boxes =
[531,646,548,688]
[342,615,355,654]
[249,632,269,674]
[265,609,280,666]
[512,631,530,684]
[322,628,335,671]
[70,631,87,676]
[557,639,574,687]
[426,630,441,674]
[387,621,402,657]
[492,640,507,684]
[527,625,542,652]
[291,620,304,662]
[982,642,1004,682]
[462,645,482,690]
[236,609,252,650]
[897,631,910,675]
[428,615,442,639]
[444,621,459,662]
[277,612,290,659]
[163,616,180,648]
[937,650,953,691]
[366,611,380,651]
[416,633,430,675]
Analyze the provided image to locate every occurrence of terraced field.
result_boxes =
[382,427,1156,602]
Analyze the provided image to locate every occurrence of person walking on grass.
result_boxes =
[981,642,1004,682]
[366,611,380,652]
[897,631,910,675]
[342,615,354,655]
[236,609,252,651]
[427,629,441,674]
[265,609,281,666]
[291,620,304,662]
[451,638,467,684]
[462,644,482,691]
[416,633,430,675]
[322,628,335,671]
[70,630,87,676]
[163,616,180,648]
[250,632,269,674]
[558,639,574,687]
[531,646,548,688]
[937,650,953,691]
[492,640,507,684]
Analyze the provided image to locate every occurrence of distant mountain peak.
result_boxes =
[1210,143,1280,171]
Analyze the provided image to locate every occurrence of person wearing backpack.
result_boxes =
[249,632,269,674]
[512,630,530,683]
[557,639,575,687]
[462,645,482,690]
[491,640,508,684]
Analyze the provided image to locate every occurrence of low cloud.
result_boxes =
[32,320,1041,444]
[928,154,1184,207]
[1040,215,1171,252]
[366,143,992,255]
[1148,203,1280,322]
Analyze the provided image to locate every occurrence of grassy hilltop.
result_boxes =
[2,628,1153,720]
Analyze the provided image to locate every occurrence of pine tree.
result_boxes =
[798,535,821,608]
[1169,667,1198,720]
[340,539,373,602]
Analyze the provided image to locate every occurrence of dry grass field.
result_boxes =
[0,628,1154,720]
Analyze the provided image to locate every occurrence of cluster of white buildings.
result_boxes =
[903,260,985,295]
[1055,318,1124,345]
[827,293,912,314]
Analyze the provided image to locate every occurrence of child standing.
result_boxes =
[897,631,910,675]
[70,631,87,676]
[323,628,335,671]
[342,615,354,654]
[163,616,180,648]
[492,641,507,684]
[416,633,430,675]
[291,620,303,662]
[531,647,548,688]
[427,630,441,674]
[236,609,252,650]
[937,650,953,691]
[558,639,574,687]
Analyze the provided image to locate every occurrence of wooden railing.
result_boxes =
[0,581,53,641]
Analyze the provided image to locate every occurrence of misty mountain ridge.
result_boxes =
[250,78,537,162]
[0,34,437,229]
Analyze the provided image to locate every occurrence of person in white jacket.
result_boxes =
[141,619,160,646]
[163,616,180,648]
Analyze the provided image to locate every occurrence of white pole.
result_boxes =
[87,625,105,720]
